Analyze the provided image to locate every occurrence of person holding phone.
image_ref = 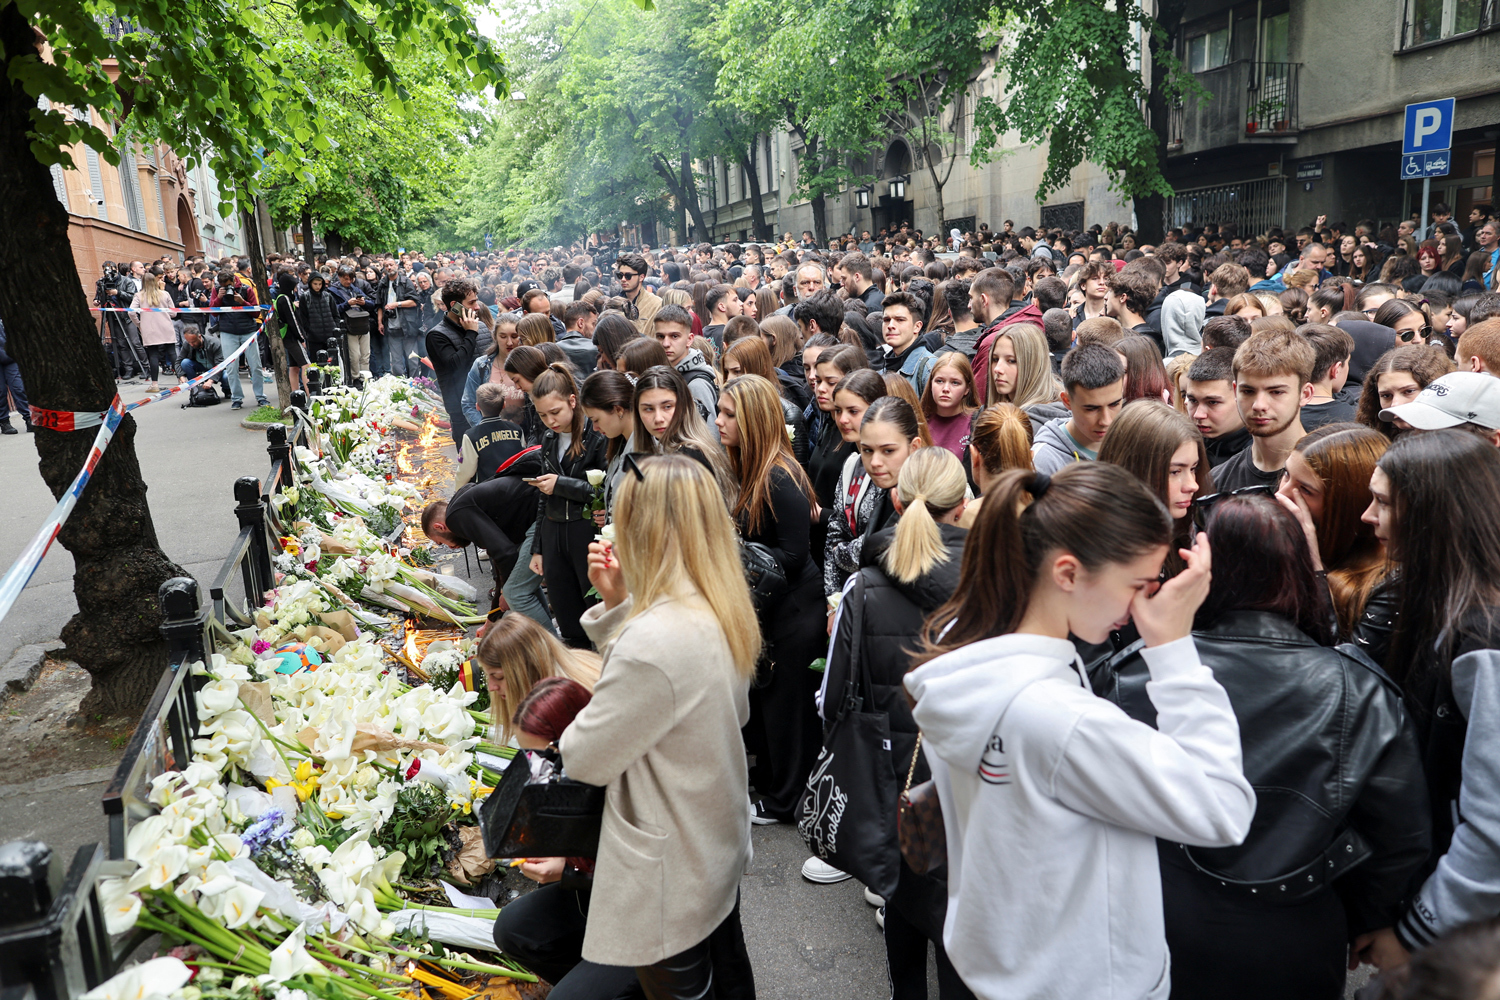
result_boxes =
[426,277,487,447]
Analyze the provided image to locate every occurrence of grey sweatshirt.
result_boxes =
[1031,416,1093,476]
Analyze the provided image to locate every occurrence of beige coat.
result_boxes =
[626,287,662,339]
[559,593,751,966]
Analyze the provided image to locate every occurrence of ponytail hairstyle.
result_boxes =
[861,394,923,446]
[580,369,637,461]
[880,374,934,446]
[968,403,1034,485]
[917,462,1172,664]
[884,447,967,584]
[511,676,593,746]
[919,351,979,421]
[530,362,587,456]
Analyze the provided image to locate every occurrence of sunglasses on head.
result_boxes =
[1190,483,1276,535]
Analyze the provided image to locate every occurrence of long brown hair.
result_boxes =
[919,352,979,421]
[1097,399,1212,572]
[517,312,555,346]
[760,314,800,368]
[722,335,777,382]
[530,362,587,457]
[722,375,814,534]
[1295,423,1389,634]
[918,463,1172,664]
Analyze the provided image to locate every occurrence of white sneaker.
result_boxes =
[864,887,884,907]
[875,905,886,930]
[801,856,852,884]
[749,799,780,826]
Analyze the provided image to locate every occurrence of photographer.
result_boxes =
[210,269,269,411]
[377,258,422,377]
[96,261,145,381]
[177,326,230,398]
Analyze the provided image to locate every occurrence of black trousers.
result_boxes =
[743,570,824,819]
[1160,848,1348,1000]
[492,882,642,1000]
[884,873,973,1000]
[637,894,756,1000]
[538,517,598,648]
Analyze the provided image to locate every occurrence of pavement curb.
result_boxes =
[240,419,294,431]
[1,640,66,701]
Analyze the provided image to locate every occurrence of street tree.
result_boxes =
[0,0,504,715]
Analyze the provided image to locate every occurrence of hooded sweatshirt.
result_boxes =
[905,634,1254,1000]
[1031,416,1094,475]
[674,347,720,439]
[1159,289,1206,358]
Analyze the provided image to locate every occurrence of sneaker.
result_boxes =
[801,857,852,884]
[231,400,243,410]
[749,799,781,826]
[0,422,16,436]
[875,906,885,930]
[147,382,160,393]
[256,397,270,407]
[864,887,884,907]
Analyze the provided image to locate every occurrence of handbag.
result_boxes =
[740,539,788,611]
[478,747,605,859]
[897,734,945,875]
[795,578,902,900]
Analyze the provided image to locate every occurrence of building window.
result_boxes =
[85,145,106,219]
[1186,25,1230,71]
[50,163,69,209]
[1404,0,1488,47]
[120,151,146,230]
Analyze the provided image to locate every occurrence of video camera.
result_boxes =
[94,263,124,306]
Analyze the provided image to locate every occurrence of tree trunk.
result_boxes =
[300,204,315,261]
[739,149,769,241]
[243,208,291,409]
[0,1,186,717]
[678,151,711,243]
[1133,0,1189,245]
[804,135,827,246]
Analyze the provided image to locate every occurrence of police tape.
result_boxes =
[0,333,263,624]
[90,304,274,313]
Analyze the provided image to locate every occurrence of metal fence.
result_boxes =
[1164,177,1287,239]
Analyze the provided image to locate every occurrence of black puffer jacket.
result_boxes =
[1094,610,1431,934]
[823,523,967,784]
[533,425,608,526]
[299,287,340,343]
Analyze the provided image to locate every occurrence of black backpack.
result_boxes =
[682,367,719,423]
[185,382,222,407]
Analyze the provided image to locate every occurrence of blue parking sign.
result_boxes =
[1404,98,1455,155]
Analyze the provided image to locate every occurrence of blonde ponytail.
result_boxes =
[884,447,967,584]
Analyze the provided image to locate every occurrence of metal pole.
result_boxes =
[1420,175,1432,240]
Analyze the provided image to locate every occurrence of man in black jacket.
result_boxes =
[420,447,551,630]
[377,259,422,377]
[425,277,485,448]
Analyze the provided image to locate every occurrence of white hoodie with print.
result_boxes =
[905,633,1254,1000]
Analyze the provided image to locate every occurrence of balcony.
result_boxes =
[1168,60,1302,158]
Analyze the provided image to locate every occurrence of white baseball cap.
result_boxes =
[1382,371,1500,430]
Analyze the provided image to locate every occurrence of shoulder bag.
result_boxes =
[478,747,604,859]
[740,539,788,611]
[795,577,901,900]
[897,734,945,875]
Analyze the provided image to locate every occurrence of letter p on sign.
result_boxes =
[1404,98,1455,154]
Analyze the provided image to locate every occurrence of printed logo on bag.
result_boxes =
[979,733,1011,785]
[797,750,849,856]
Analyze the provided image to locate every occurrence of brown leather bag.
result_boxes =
[896,733,946,875]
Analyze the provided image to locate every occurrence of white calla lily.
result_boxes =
[80,957,192,1000]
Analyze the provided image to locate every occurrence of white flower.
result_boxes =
[586,469,606,488]
[97,878,142,935]
[267,926,326,983]
[196,678,241,718]
[219,882,266,929]
[785,423,796,441]
[80,957,192,1000]
[599,523,616,542]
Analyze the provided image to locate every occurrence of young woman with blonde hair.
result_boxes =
[821,446,971,995]
[959,403,1033,529]
[717,374,826,825]
[562,454,760,994]
[517,312,556,346]
[722,336,809,465]
[475,612,600,744]
[984,323,1061,410]
[135,270,178,393]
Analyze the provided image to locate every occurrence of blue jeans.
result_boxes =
[368,330,389,379]
[0,361,29,422]
[178,358,231,395]
[219,330,265,403]
[502,522,556,636]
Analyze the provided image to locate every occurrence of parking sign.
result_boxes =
[1404,98,1455,155]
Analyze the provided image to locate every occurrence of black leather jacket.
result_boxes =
[533,425,608,525]
[1093,610,1431,934]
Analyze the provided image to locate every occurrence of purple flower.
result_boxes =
[252,640,272,655]
[241,809,291,855]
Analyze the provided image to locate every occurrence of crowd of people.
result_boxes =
[10,204,1500,1000]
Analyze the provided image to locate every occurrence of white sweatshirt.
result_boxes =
[905,633,1255,1000]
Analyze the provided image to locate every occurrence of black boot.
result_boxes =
[0,420,16,435]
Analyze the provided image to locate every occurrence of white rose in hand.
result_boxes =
[586,469,606,488]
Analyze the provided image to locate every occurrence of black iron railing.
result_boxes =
[1245,61,1299,135]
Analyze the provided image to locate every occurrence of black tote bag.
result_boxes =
[478,747,605,859]
[795,577,901,899]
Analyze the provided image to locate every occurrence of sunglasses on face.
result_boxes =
[1190,484,1276,535]
[1397,326,1433,343]
[615,271,639,280]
